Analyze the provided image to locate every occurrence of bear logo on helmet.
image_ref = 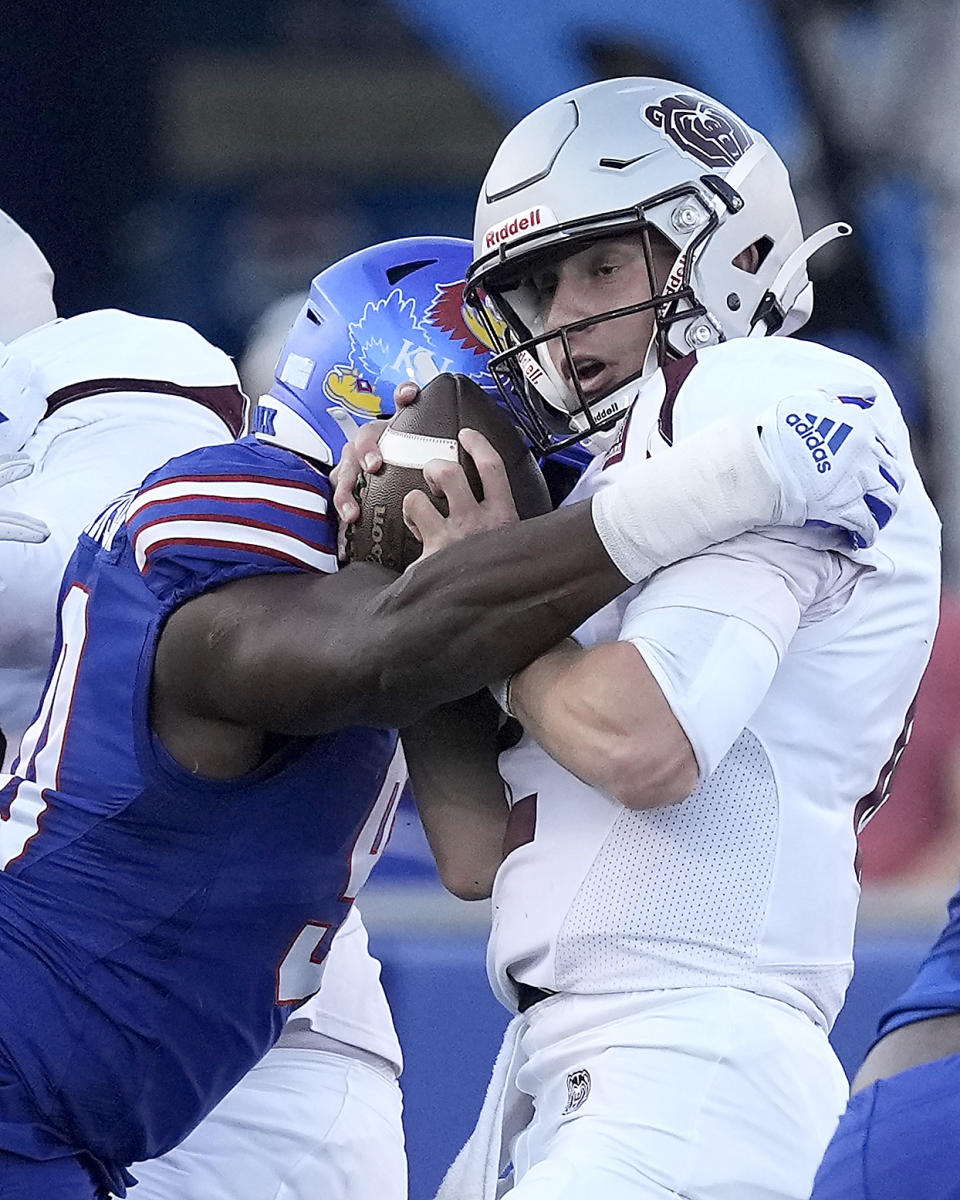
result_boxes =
[645,93,753,170]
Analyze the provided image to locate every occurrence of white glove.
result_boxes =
[0,346,46,456]
[758,390,903,550]
[593,389,903,583]
[0,511,49,543]
[0,454,48,543]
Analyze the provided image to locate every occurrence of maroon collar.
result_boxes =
[45,377,246,438]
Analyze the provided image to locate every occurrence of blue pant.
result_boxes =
[810,1051,960,1199]
[0,1148,105,1198]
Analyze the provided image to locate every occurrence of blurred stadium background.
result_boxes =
[4,1,959,1195]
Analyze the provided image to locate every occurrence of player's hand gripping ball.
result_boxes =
[344,373,551,571]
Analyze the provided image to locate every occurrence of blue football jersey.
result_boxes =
[876,883,960,1040]
[0,437,404,1169]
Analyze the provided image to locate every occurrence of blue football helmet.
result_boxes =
[251,236,505,468]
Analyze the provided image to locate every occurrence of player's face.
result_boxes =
[522,234,672,400]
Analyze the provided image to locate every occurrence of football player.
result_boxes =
[333,79,940,1200]
[0,207,902,1195]
[0,212,246,762]
[131,237,508,1200]
[0,224,489,1200]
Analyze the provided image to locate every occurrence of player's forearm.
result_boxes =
[163,503,627,736]
[401,691,508,900]
[339,501,630,727]
[509,640,698,808]
[175,388,898,734]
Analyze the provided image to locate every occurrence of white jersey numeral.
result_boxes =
[0,584,91,869]
[343,739,406,902]
[275,739,406,1005]
[276,920,334,1007]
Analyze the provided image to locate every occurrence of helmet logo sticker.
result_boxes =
[279,352,315,389]
[425,282,506,355]
[322,286,490,418]
[644,94,752,170]
[481,205,558,254]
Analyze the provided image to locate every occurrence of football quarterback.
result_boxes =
[404,78,941,1200]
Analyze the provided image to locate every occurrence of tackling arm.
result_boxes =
[155,500,627,738]
[157,388,901,765]
[400,690,508,901]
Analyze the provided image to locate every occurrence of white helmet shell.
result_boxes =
[468,78,848,453]
[0,209,56,342]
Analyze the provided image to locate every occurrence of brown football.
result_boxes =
[344,373,551,572]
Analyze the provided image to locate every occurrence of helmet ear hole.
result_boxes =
[732,236,772,275]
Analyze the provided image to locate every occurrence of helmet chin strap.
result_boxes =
[749,222,852,337]
[526,345,580,413]
[554,319,661,455]
[580,425,625,457]
[640,320,662,377]
[568,374,644,452]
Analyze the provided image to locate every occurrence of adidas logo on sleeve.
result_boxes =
[784,411,852,474]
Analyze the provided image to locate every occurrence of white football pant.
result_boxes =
[131,1042,405,1200]
[505,988,847,1200]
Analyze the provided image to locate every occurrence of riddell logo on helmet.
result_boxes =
[786,412,852,474]
[482,206,556,252]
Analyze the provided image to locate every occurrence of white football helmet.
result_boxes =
[465,77,849,454]
[0,209,56,343]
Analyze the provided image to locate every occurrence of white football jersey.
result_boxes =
[0,309,402,1072]
[0,310,241,755]
[11,308,246,401]
[489,337,941,1031]
[292,903,403,1072]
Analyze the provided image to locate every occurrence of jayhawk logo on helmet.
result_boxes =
[322,282,499,413]
[645,93,753,170]
[322,288,450,416]
[424,282,506,359]
[258,236,494,467]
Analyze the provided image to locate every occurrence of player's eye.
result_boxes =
[590,248,630,277]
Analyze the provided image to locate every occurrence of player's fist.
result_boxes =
[331,382,421,527]
[403,428,520,560]
[757,391,904,548]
